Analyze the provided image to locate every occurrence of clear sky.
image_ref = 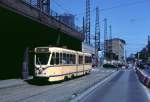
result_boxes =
[51,0,150,56]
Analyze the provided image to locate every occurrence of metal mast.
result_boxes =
[109,25,112,52]
[109,25,112,41]
[148,35,150,45]
[109,25,112,60]
[104,18,108,59]
[85,0,91,45]
[95,7,100,57]
[148,35,150,57]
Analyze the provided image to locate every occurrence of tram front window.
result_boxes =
[36,53,50,65]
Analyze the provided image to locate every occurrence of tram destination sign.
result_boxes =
[36,48,49,53]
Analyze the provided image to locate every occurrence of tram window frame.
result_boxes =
[63,53,67,64]
[72,54,76,64]
[70,54,75,64]
[50,53,55,65]
[66,54,70,64]
[79,55,83,64]
[60,53,63,65]
[56,52,59,65]
[70,54,72,64]
[85,56,92,64]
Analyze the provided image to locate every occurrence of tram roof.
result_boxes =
[35,47,91,56]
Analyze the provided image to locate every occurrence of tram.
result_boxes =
[34,47,92,82]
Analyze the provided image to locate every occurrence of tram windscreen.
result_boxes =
[36,53,50,65]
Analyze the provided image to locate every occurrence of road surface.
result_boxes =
[0,68,114,102]
[81,69,150,102]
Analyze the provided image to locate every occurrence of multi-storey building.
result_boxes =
[106,38,126,63]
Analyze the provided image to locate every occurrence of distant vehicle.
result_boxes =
[34,47,92,82]
[122,65,126,69]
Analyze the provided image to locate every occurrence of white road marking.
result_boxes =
[70,71,119,102]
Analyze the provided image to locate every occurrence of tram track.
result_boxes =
[0,69,115,102]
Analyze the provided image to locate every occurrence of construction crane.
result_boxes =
[104,18,108,60]
[95,7,100,57]
[85,0,91,45]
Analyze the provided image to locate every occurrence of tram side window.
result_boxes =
[51,53,55,65]
[70,54,75,64]
[60,53,63,64]
[62,53,76,65]
[56,53,59,65]
[50,53,60,65]
[85,56,91,64]
[63,53,67,64]
[72,55,76,64]
[85,56,88,64]
[67,54,71,64]
[79,56,83,64]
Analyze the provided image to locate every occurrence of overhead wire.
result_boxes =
[52,0,72,13]
[75,0,150,16]
[100,0,149,11]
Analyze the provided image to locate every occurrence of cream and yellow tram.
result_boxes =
[34,47,92,82]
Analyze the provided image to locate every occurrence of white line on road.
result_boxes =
[70,71,119,102]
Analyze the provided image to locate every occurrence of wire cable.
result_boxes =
[75,0,150,16]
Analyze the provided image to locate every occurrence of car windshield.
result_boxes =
[36,53,50,65]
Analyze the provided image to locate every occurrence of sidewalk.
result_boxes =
[0,79,26,89]
[0,76,34,89]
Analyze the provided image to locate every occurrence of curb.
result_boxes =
[135,68,150,88]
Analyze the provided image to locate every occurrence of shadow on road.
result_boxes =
[26,79,62,86]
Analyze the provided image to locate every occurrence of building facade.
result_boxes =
[59,14,75,27]
[106,38,126,63]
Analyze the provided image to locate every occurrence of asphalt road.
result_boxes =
[81,69,150,102]
[0,68,114,102]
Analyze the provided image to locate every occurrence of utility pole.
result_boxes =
[148,35,150,60]
[83,17,85,35]
[109,25,112,44]
[95,6,100,66]
[85,0,91,45]
[109,25,112,61]
[104,18,108,61]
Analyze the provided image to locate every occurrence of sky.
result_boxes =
[51,0,150,56]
